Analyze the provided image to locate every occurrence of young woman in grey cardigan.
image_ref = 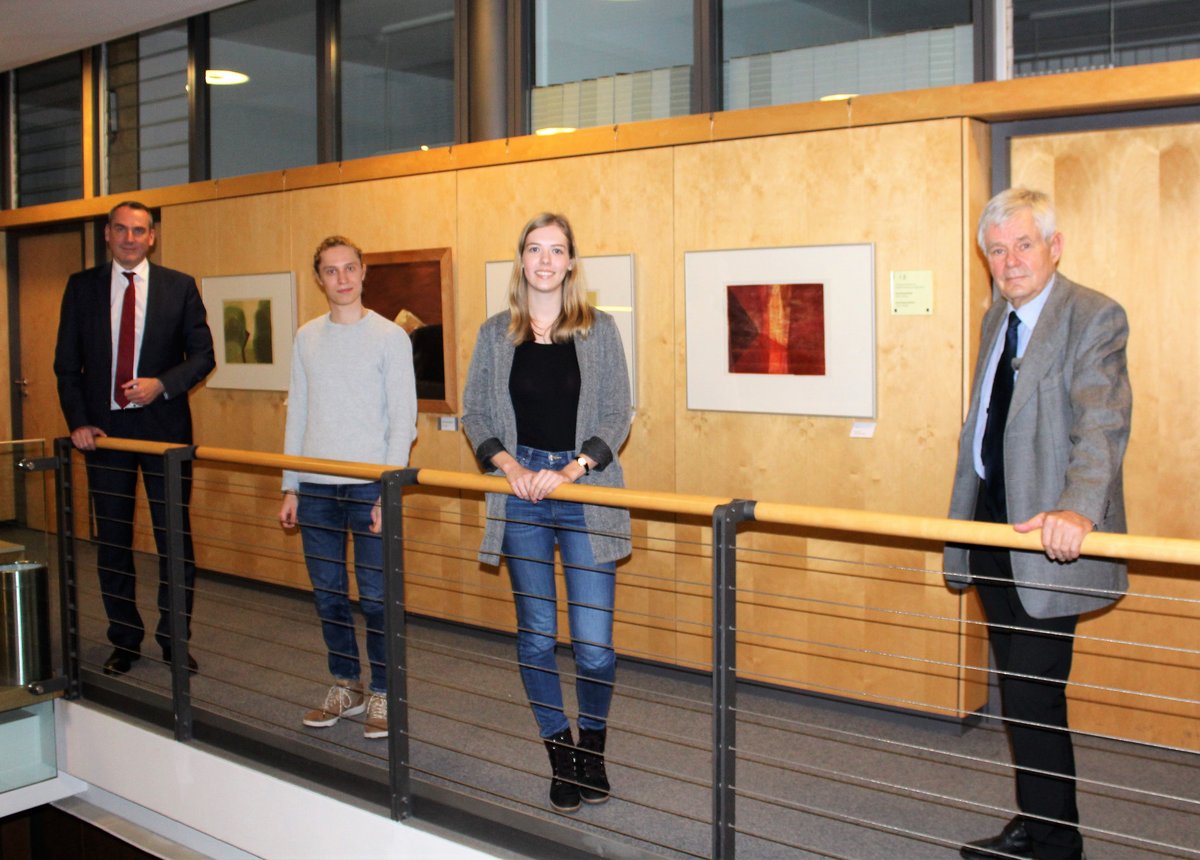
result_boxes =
[461,212,632,813]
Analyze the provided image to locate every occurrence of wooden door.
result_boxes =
[1011,122,1200,749]
[14,228,85,532]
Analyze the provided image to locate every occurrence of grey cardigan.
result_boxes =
[462,309,633,566]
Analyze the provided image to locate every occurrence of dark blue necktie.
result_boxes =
[981,311,1020,518]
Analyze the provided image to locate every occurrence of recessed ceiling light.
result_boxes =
[206,70,249,85]
[535,126,577,136]
[819,92,858,102]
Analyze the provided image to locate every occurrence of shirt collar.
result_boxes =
[113,258,150,282]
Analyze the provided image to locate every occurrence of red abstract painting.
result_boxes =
[727,283,825,375]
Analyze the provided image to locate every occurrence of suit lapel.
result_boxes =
[96,264,115,373]
[969,302,1008,418]
[1008,276,1073,419]
[141,263,161,370]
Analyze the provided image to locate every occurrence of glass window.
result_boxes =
[530,0,693,134]
[1014,0,1200,77]
[209,0,317,178]
[15,53,83,207]
[722,0,973,109]
[341,0,455,158]
[106,24,190,193]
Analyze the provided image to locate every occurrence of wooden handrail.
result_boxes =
[412,468,731,518]
[86,436,1200,567]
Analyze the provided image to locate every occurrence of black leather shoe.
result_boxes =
[960,818,1033,859]
[161,647,199,674]
[102,648,141,676]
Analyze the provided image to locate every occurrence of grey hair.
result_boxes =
[977,187,1057,252]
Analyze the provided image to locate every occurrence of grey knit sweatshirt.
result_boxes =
[282,309,417,490]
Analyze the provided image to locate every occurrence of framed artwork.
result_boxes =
[362,247,456,414]
[684,244,875,417]
[485,254,638,405]
[201,272,296,391]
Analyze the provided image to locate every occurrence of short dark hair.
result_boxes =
[109,201,155,229]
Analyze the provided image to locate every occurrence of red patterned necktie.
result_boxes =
[114,271,136,407]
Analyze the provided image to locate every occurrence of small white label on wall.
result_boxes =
[850,421,876,438]
[438,416,459,432]
[890,270,933,315]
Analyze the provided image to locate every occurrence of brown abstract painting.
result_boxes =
[727,283,825,375]
[362,247,456,413]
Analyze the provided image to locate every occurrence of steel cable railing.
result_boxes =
[723,519,1200,858]
[46,435,1200,860]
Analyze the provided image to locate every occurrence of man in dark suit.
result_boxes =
[946,188,1132,860]
[54,201,215,676]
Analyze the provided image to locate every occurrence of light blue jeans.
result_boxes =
[502,446,617,738]
[297,481,386,694]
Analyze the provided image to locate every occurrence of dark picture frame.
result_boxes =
[362,247,456,414]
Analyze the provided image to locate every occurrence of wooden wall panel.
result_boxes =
[160,197,301,589]
[140,123,993,722]
[1012,125,1200,750]
[672,119,980,714]
[15,230,84,533]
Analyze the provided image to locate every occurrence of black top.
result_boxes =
[509,339,580,452]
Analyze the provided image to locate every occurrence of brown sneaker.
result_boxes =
[302,679,365,728]
[364,692,388,739]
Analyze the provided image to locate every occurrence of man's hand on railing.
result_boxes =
[70,425,107,451]
[370,498,382,534]
[1013,509,1094,563]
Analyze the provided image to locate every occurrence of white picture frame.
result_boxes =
[684,244,875,417]
[200,272,296,391]
[485,255,638,405]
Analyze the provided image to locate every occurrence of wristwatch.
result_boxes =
[575,455,590,476]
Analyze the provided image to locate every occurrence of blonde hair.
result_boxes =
[506,213,593,344]
[312,235,364,277]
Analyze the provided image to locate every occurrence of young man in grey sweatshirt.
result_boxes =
[279,235,417,739]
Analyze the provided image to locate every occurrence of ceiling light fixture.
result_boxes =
[819,92,857,102]
[206,70,249,85]
[535,126,577,136]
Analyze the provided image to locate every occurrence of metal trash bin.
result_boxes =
[0,561,51,687]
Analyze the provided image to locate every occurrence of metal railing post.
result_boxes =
[164,445,196,742]
[712,499,756,860]
[54,437,81,699]
[381,468,418,821]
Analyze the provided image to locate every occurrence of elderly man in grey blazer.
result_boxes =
[946,188,1132,860]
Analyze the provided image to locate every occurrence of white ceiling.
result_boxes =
[0,0,242,72]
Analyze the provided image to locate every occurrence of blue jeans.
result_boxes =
[502,446,617,738]
[297,482,386,693]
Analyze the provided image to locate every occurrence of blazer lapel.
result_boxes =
[140,263,162,372]
[96,264,115,373]
[1008,275,1072,419]
[971,302,1008,411]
